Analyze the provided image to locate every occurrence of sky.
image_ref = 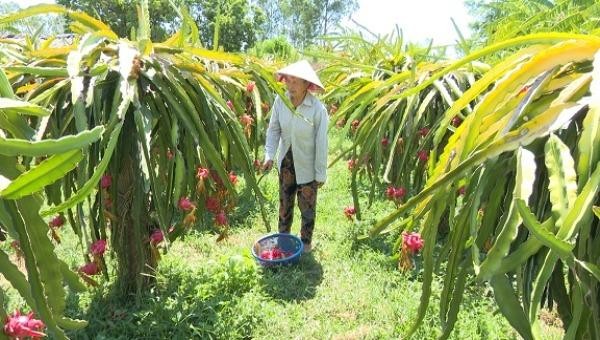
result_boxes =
[9,0,474,47]
[348,0,473,46]
[9,0,54,7]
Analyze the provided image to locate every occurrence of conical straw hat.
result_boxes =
[277,60,324,91]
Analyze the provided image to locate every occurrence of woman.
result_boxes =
[263,60,328,253]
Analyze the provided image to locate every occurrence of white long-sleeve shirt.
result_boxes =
[264,92,328,184]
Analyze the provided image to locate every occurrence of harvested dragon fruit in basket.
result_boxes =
[259,246,293,260]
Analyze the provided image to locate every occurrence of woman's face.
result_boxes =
[284,75,310,98]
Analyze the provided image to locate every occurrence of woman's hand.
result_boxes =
[262,160,274,172]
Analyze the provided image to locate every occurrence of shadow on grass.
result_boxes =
[345,217,396,255]
[259,253,323,302]
[191,184,277,238]
[351,233,393,254]
[64,256,266,339]
[64,285,157,340]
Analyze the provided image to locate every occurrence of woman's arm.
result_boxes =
[263,96,282,170]
[314,105,329,184]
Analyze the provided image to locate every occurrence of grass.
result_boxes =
[1,131,564,339]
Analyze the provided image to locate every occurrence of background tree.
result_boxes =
[193,0,266,51]
[0,1,64,37]
[54,0,358,51]
[55,0,186,40]
[254,0,286,39]
[281,0,358,47]
[56,0,266,52]
[254,0,358,49]
[249,35,297,60]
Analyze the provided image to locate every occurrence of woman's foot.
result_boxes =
[303,243,313,253]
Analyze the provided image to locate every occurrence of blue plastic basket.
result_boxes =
[252,233,303,267]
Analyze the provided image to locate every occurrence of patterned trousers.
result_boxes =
[278,147,318,245]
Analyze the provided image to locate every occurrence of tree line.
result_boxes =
[1,0,359,52]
